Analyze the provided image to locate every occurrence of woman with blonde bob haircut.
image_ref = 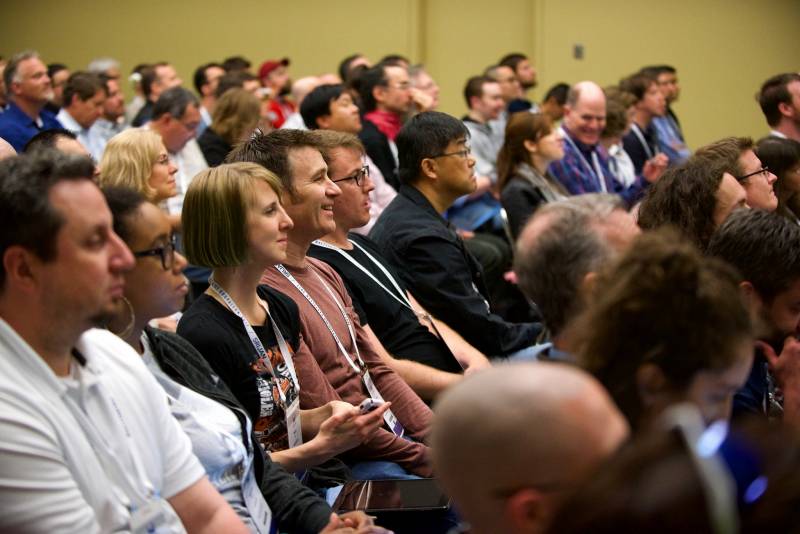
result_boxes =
[98,128,178,204]
[179,162,389,480]
[198,88,261,166]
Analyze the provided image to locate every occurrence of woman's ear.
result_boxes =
[523,138,538,154]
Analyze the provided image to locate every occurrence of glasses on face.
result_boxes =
[736,166,770,182]
[332,165,370,186]
[430,146,472,160]
[133,234,177,270]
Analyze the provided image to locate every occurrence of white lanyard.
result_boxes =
[631,123,657,160]
[274,264,404,436]
[561,127,608,192]
[207,278,303,449]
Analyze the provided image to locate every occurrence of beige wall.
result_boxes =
[1,0,798,146]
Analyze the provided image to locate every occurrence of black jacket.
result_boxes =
[358,118,398,190]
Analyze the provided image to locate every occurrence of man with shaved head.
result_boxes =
[549,81,658,206]
[432,362,629,534]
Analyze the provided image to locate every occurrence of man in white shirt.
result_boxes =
[0,151,248,533]
[56,71,106,160]
[758,72,800,142]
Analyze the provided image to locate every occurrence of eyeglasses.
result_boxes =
[736,166,770,182]
[133,234,177,270]
[332,165,370,186]
[430,146,472,160]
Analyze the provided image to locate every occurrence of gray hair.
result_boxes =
[87,57,120,75]
[152,86,198,120]
[4,50,40,92]
[514,194,623,336]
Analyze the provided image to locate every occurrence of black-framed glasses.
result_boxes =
[133,234,177,270]
[736,166,770,182]
[332,165,370,186]
[430,146,472,160]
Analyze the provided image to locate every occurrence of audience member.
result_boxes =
[98,128,178,205]
[707,209,800,424]
[55,71,107,159]
[638,156,746,250]
[0,151,249,532]
[578,229,754,428]
[216,69,262,97]
[755,136,800,222]
[358,62,413,189]
[281,76,322,129]
[620,72,670,175]
[301,83,397,234]
[370,111,541,359]
[409,64,440,112]
[758,72,800,142]
[45,62,70,114]
[515,194,639,360]
[229,129,435,479]
[642,65,691,164]
[696,136,778,211]
[600,89,638,188]
[197,88,260,166]
[432,362,629,534]
[258,58,294,128]
[193,62,226,136]
[485,63,524,119]
[124,63,149,124]
[23,128,93,163]
[87,57,121,79]
[0,51,63,151]
[0,137,15,160]
[0,56,8,111]
[90,73,127,155]
[498,112,567,238]
[132,62,183,127]
[338,54,371,85]
[222,56,252,73]
[540,82,569,123]
[307,131,478,401]
[499,52,539,113]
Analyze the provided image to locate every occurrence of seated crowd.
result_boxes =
[1,47,800,534]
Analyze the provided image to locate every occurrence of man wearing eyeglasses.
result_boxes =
[696,136,778,212]
[370,112,542,360]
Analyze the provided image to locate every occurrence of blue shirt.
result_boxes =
[653,114,691,165]
[0,101,63,152]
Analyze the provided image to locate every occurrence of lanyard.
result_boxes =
[631,123,658,160]
[561,127,607,193]
[208,278,299,402]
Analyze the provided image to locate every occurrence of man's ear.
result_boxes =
[372,84,386,106]
[778,101,797,119]
[316,114,333,130]
[504,488,546,534]
[421,157,438,180]
[3,246,41,293]
[739,280,763,310]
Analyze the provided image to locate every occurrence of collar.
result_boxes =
[770,129,788,139]
[6,100,41,125]
[400,184,446,219]
[364,109,403,141]
[562,125,599,155]
[56,109,86,134]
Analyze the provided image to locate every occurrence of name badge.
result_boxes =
[129,496,173,533]
[285,397,303,449]
[242,465,273,534]
[363,371,404,437]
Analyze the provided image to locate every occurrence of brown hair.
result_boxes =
[695,136,755,179]
[497,112,557,191]
[211,88,260,145]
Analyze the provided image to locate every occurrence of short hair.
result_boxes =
[498,52,528,72]
[215,70,259,98]
[182,162,284,267]
[708,208,800,302]
[755,136,800,216]
[222,56,251,73]
[140,61,168,99]
[463,75,495,109]
[87,57,120,76]
[47,63,68,80]
[619,72,657,103]
[102,186,147,244]
[639,64,677,79]
[396,111,469,185]
[577,228,752,427]
[4,50,40,91]
[758,73,800,127]
[300,83,346,130]
[638,156,729,250]
[210,88,260,145]
[695,136,754,178]
[358,64,391,112]
[0,151,95,289]
[23,128,77,153]
[496,112,555,191]
[152,86,199,121]
[98,129,165,201]
[515,194,624,336]
[62,71,104,106]
[309,130,365,164]
[602,97,631,140]
[379,54,409,67]
[193,62,223,94]
[225,129,321,198]
[543,82,570,105]
[338,54,364,82]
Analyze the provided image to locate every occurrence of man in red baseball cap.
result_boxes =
[258,57,294,128]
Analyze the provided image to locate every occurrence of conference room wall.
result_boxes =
[0,0,796,147]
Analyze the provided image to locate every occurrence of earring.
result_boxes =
[108,296,136,340]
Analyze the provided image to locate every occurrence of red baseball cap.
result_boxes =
[259,58,290,80]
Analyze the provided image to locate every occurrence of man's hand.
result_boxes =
[313,402,391,455]
[410,88,435,113]
[642,153,669,183]
[758,337,800,425]
[320,512,394,533]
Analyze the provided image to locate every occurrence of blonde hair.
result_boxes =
[98,129,164,202]
[211,88,261,145]
[183,162,283,268]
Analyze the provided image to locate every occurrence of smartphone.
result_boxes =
[359,398,384,414]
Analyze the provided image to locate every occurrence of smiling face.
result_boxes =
[147,143,178,203]
[284,146,341,242]
[122,202,188,321]
[37,180,134,330]
[564,86,606,146]
[638,81,666,119]
[328,147,374,232]
[245,179,294,266]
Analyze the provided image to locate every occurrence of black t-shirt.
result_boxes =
[177,285,302,452]
[309,233,462,373]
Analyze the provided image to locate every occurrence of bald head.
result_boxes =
[564,81,606,146]
[0,137,16,160]
[432,362,629,534]
[291,76,321,106]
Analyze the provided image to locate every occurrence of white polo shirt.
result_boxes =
[0,322,205,532]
